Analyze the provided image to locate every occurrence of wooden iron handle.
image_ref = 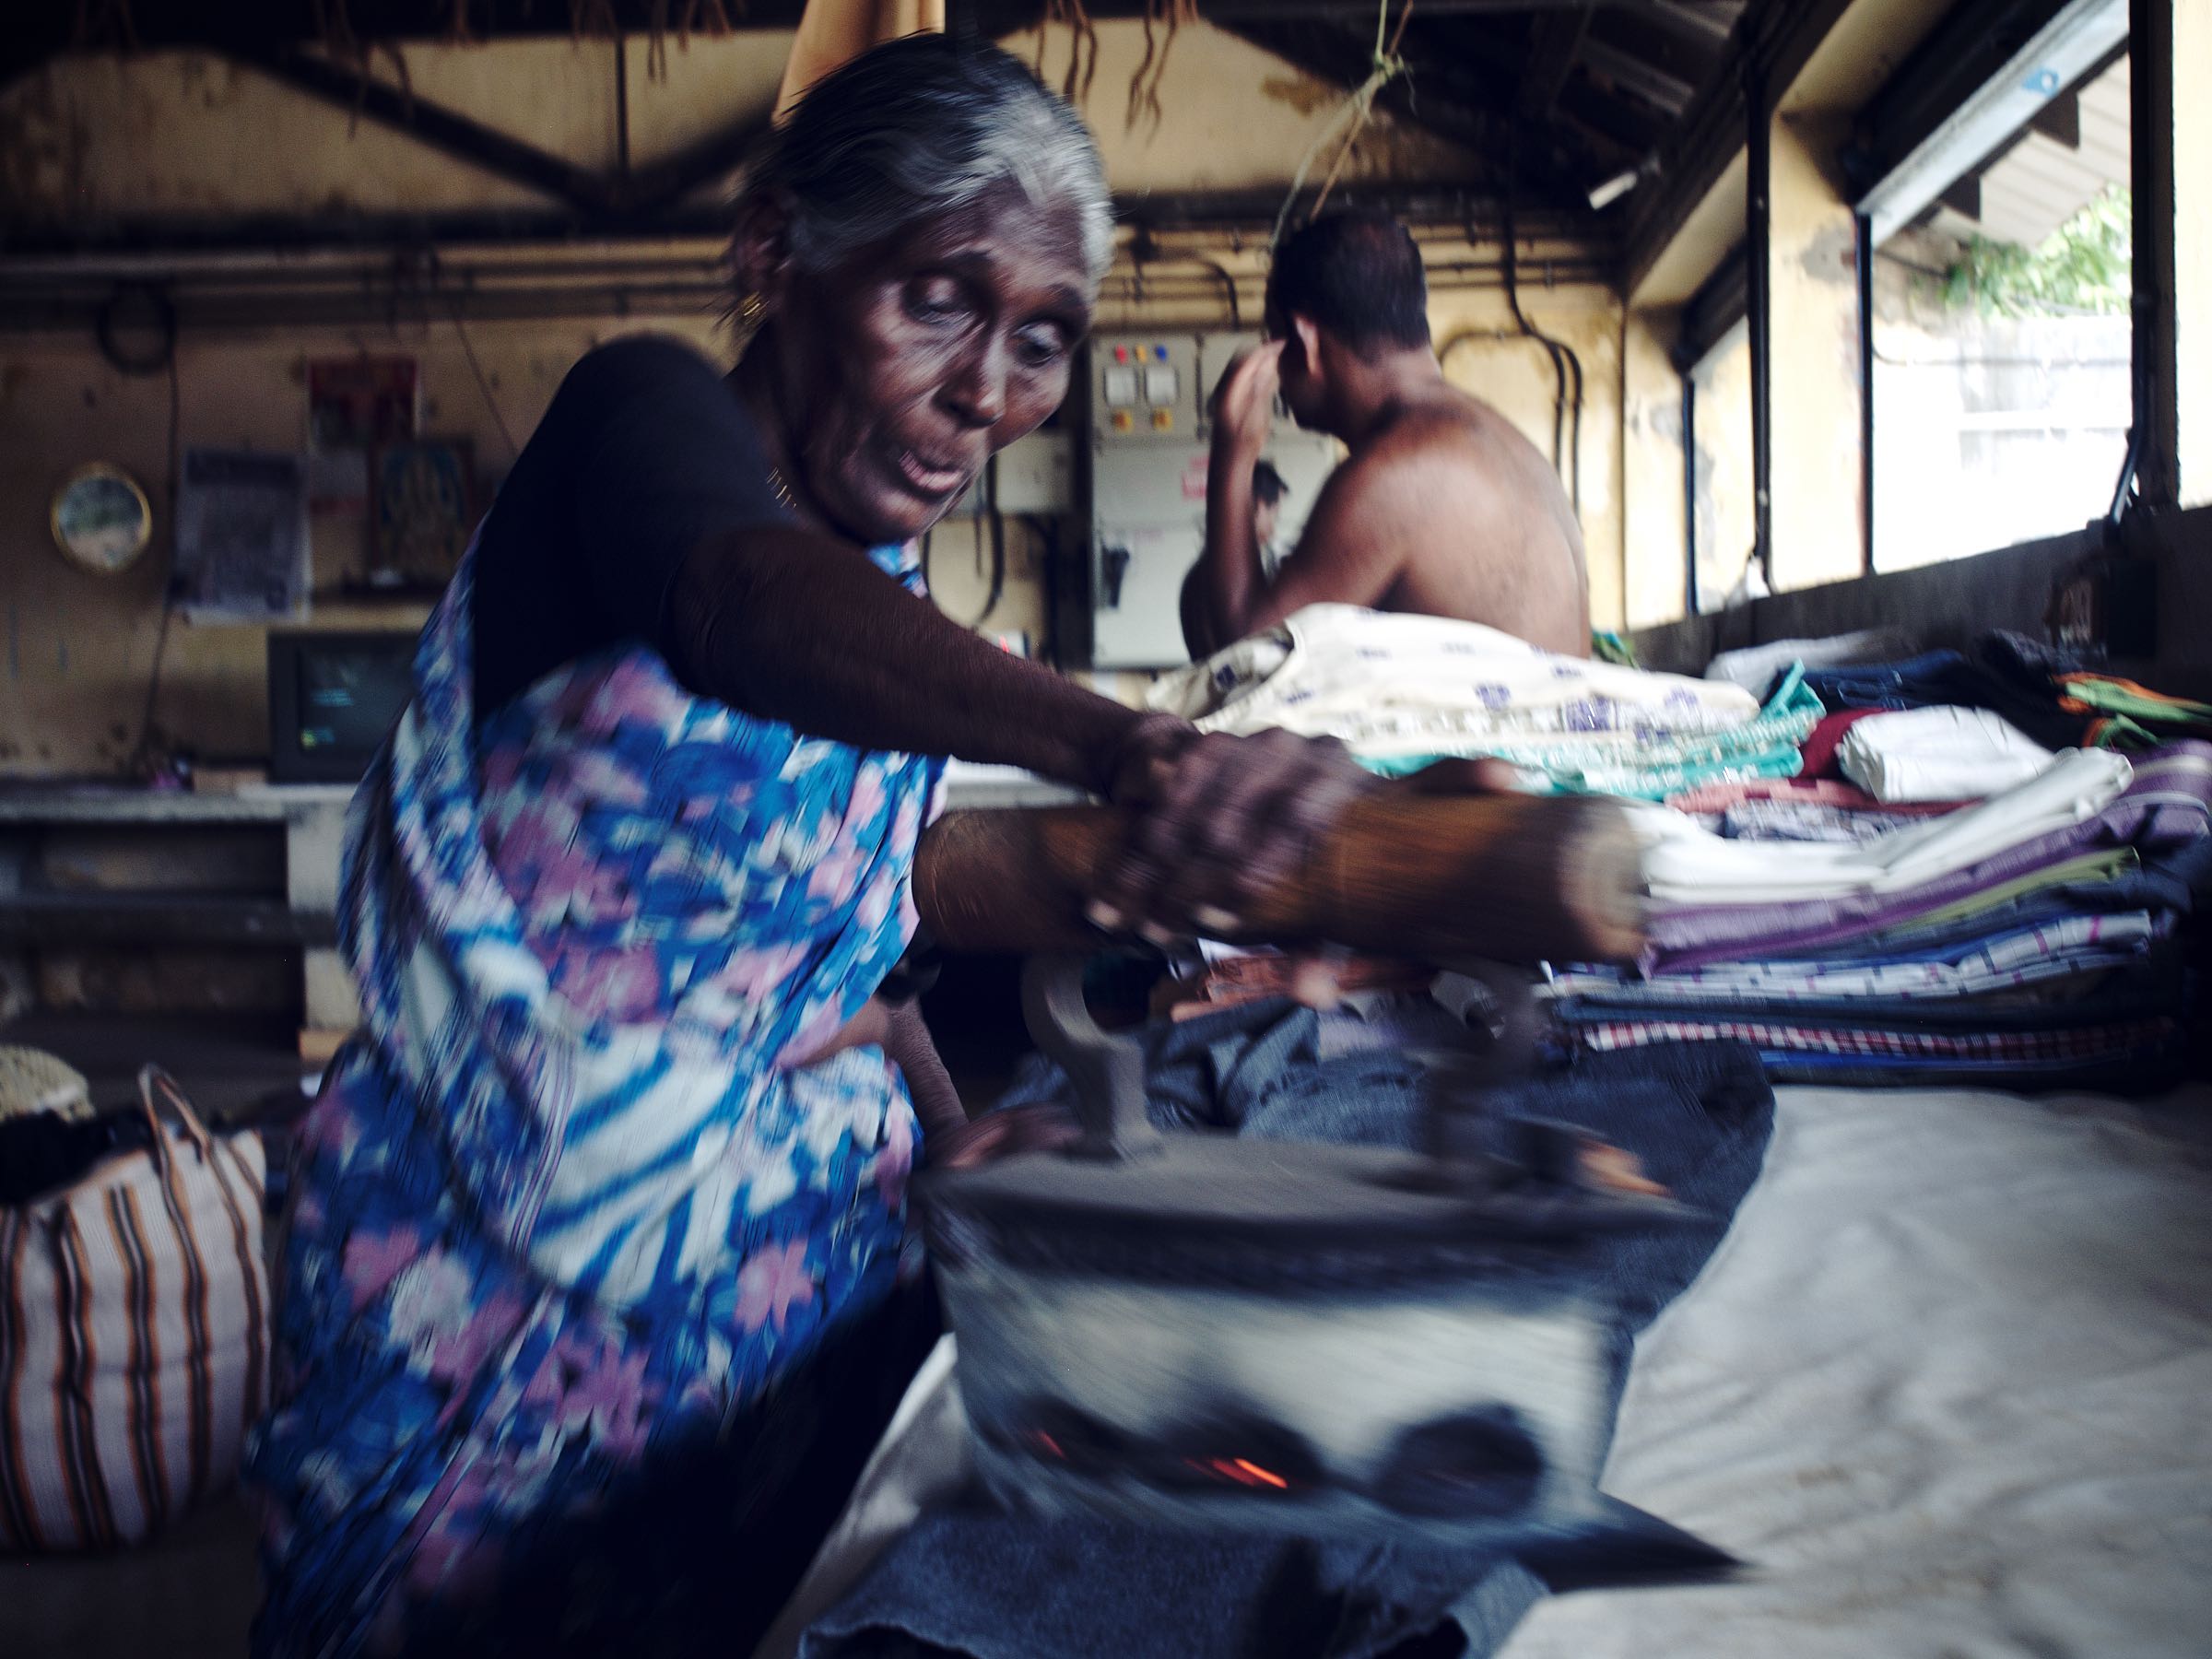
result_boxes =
[912,792,1646,964]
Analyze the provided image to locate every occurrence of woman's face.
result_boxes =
[764,185,1094,547]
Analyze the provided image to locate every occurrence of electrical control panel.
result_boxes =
[1083,332,1340,670]
[1088,335,1203,442]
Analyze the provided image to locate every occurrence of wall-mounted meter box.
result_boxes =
[1082,332,1339,669]
[991,429,1074,515]
[1088,335,1203,441]
[944,428,1074,518]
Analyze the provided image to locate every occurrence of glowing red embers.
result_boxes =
[1184,1456,1293,1491]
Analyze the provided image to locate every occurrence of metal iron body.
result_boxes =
[923,958,1699,1547]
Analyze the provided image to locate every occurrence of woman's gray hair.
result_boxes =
[741,36,1113,288]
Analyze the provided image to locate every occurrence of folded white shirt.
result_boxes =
[1147,605,1760,759]
[1632,747,2132,907]
[1839,705,2057,804]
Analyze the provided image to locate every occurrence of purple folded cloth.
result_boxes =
[1643,743,2212,974]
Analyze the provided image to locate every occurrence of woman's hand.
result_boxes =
[1088,715,1379,941]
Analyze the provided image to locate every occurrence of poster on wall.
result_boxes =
[371,440,475,587]
[173,448,312,624]
[307,355,419,452]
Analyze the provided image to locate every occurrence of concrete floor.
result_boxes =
[4,1495,260,1659]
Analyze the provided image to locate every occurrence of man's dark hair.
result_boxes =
[1251,461,1288,505]
[1265,210,1431,358]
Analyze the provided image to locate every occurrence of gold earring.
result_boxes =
[739,291,766,326]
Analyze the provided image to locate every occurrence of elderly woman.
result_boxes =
[247,36,1368,1659]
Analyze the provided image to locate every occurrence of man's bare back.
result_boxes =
[1184,210,1593,663]
[1335,385,1589,654]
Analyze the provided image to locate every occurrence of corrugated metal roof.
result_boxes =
[1931,53,2128,249]
[1233,1,1752,215]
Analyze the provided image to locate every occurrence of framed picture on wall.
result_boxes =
[308,355,419,452]
[370,439,474,587]
[174,448,312,623]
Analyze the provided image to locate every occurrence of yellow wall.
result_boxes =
[1767,113,1865,591]
[2,316,713,773]
[0,36,794,221]
[1430,285,1625,632]
[2,28,1619,777]
[5,277,1623,775]
[1692,325,1757,604]
[1618,116,1866,627]
[1618,309,1688,629]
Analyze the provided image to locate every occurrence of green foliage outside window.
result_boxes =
[1941,187,2132,316]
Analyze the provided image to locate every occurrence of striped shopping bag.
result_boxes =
[0,1066,268,1550]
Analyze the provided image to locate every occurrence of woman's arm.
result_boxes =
[667,524,1154,795]
[667,525,1376,934]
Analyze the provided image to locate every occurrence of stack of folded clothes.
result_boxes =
[1150,605,1817,799]
[1545,741,2211,1090]
[1159,609,2208,1090]
[1794,631,2212,753]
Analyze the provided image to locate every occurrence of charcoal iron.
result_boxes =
[922,957,1701,1547]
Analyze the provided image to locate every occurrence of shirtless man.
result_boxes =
[1182,209,1590,660]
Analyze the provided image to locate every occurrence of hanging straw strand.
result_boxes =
[1270,0,1414,252]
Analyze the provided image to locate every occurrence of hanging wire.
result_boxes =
[1500,149,1585,514]
[447,297,522,460]
[129,344,182,777]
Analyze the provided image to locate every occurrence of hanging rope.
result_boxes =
[374,43,416,120]
[70,0,142,53]
[444,0,479,45]
[1270,0,1413,252]
[678,0,742,41]
[1124,0,1194,135]
[570,0,623,41]
[314,0,418,140]
[312,0,361,63]
[1037,0,1099,108]
[1310,0,1412,217]
[1125,6,1157,131]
